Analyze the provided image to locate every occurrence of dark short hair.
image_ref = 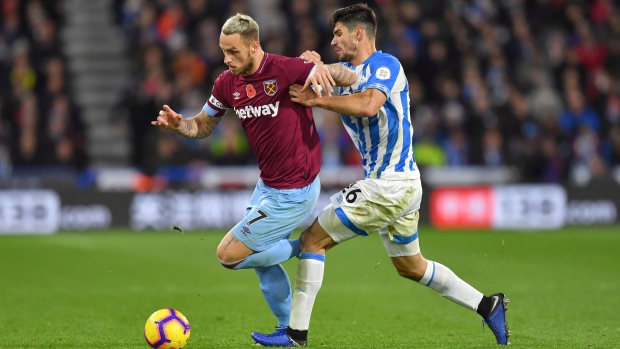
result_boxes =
[330,3,377,39]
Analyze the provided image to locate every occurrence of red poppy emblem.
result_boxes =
[246,84,256,98]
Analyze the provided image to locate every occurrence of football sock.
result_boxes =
[286,327,308,342]
[418,260,483,311]
[476,295,495,318]
[255,264,292,326]
[232,239,300,269]
[289,252,325,332]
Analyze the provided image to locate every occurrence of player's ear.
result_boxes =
[251,41,259,54]
[356,26,363,41]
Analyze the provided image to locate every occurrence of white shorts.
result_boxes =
[317,178,422,257]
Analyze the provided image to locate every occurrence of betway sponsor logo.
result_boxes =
[234,101,280,119]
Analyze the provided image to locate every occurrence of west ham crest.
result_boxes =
[263,80,278,96]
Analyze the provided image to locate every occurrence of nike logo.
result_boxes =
[490,295,500,312]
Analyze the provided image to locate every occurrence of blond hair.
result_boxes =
[221,13,259,44]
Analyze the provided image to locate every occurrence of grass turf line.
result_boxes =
[0,226,618,348]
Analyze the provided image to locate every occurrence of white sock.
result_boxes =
[289,253,325,331]
[419,260,483,311]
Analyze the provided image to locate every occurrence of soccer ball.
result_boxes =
[144,308,191,349]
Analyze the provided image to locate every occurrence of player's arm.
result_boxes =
[299,64,356,97]
[292,51,355,97]
[290,85,386,118]
[300,50,355,87]
[174,110,221,139]
[325,64,357,87]
[152,105,221,139]
[301,63,356,97]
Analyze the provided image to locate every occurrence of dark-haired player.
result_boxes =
[253,4,510,347]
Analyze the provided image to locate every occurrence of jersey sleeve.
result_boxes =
[362,54,401,97]
[282,57,316,85]
[202,74,229,117]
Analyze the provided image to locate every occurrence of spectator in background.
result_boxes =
[607,126,620,166]
[6,0,620,187]
[0,96,12,182]
[444,129,469,166]
[206,117,251,165]
[560,88,601,137]
[30,0,618,189]
[10,92,39,166]
[26,0,62,70]
[413,134,447,167]
[1,0,85,175]
[9,41,36,99]
[39,56,86,169]
[482,129,504,167]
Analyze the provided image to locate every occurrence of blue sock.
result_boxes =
[232,239,300,270]
[254,264,292,326]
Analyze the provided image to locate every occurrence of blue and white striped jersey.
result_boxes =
[339,51,419,180]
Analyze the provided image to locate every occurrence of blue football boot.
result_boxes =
[483,293,511,345]
[252,326,306,347]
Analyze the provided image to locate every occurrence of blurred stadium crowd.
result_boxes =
[2,0,620,185]
[0,0,86,180]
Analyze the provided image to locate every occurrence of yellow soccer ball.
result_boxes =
[144,308,191,349]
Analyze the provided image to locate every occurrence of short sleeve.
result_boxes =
[281,57,316,85]
[362,55,401,97]
[202,74,229,117]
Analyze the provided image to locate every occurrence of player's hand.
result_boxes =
[300,50,323,65]
[151,105,183,131]
[290,84,317,107]
[301,64,335,98]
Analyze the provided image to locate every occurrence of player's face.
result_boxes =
[220,33,255,76]
[331,23,358,62]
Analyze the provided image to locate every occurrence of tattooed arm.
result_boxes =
[174,110,221,139]
[152,105,221,139]
[325,64,357,87]
[301,63,357,97]
[300,50,358,86]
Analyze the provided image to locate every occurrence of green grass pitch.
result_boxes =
[1,226,618,348]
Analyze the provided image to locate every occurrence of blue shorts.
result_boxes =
[231,176,321,252]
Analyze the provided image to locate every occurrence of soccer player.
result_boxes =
[253,4,510,347]
[152,13,356,338]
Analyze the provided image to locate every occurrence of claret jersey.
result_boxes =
[203,53,321,189]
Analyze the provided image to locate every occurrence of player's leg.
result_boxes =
[382,179,510,344]
[216,179,266,266]
[253,200,361,347]
[217,232,300,269]
[217,176,320,268]
[384,237,486,310]
[283,180,398,345]
[216,231,254,266]
[385,241,510,344]
[216,232,299,332]
[255,179,406,347]
[287,216,339,344]
[216,231,298,331]
[244,178,320,333]
[217,178,320,332]
[216,220,297,331]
